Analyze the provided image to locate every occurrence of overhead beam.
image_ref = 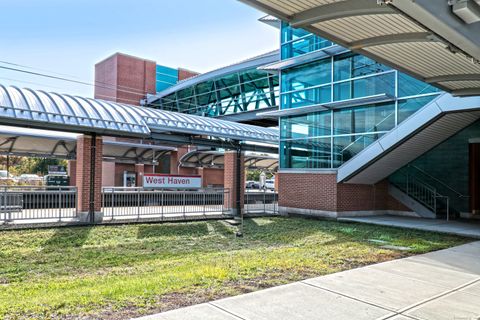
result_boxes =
[349,32,436,49]
[452,88,480,97]
[426,74,480,83]
[150,133,278,153]
[290,0,395,28]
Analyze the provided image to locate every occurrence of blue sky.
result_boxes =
[0,0,278,97]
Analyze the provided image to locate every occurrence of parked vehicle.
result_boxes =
[18,174,43,185]
[0,170,17,185]
[264,179,275,190]
[44,174,69,187]
[245,180,260,189]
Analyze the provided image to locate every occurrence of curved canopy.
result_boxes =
[0,85,279,143]
[180,150,278,171]
[239,0,480,96]
[0,126,175,164]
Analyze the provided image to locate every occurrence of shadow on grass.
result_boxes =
[137,222,210,239]
[42,226,93,250]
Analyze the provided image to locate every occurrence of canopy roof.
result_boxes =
[0,126,175,164]
[239,0,480,96]
[180,150,278,171]
[0,85,279,144]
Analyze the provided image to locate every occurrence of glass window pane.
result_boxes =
[398,96,437,123]
[282,59,331,92]
[280,138,332,169]
[398,73,441,97]
[333,134,382,167]
[281,111,331,139]
[334,53,390,81]
[333,73,395,101]
[333,103,395,135]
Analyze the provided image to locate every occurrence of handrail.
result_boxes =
[392,170,450,220]
[407,165,469,198]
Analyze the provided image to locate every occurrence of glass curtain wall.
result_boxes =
[280,24,442,169]
[150,69,279,117]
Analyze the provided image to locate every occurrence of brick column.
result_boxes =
[135,164,145,187]
[224,150,245,215]
[76,135,103,222]
[67,160,76,187]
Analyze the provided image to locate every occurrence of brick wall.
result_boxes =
[102,162,115,187]
[67,160,76,187]
[94,53,156,105]
[278,171,412,214]
[178,68,199,81]
[76,136,103,213]
[198,167,224,187]
[278,172,338,212]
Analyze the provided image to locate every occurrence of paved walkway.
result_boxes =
[338,215,480,239]
[138,241,480,320]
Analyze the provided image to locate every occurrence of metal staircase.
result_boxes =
[390,169,451,220]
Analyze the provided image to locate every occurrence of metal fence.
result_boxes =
[244,190,278,215]
[0,186,77,222]
[102,187,231,221]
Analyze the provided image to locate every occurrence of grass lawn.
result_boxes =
[0,217,470,319]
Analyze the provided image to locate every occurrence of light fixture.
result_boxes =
[451,0,480,24]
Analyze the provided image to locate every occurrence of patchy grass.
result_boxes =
[0,217,470,319]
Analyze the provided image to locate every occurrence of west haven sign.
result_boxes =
[143,174,202,189]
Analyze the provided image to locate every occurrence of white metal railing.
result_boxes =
[0,186,77,222]
[393,172,450,220]
[244,189,278,215]
[101,187,231,221]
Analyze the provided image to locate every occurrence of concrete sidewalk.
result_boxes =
[138,241,480,320]
[338,215,480,239]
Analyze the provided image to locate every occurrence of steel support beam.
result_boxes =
[150,133,278,153]
[426,74,480,83]
[290,0,394,28]
[350,32,436,49]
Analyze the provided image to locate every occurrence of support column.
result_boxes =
[135,164,145,187]
[67,160,77,187]
[224,150,244,215]
[76,134,103,222]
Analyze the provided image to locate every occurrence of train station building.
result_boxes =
[2,0,480,224]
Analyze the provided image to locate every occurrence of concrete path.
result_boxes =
[338,215,480,239]
[137,241,480,320]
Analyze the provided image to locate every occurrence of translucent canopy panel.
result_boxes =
[238,0,480,96]
[0,85,150,136]
[0,85,279,144]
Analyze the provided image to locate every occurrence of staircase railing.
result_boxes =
[406,165,469,199]
[391,171,450,220]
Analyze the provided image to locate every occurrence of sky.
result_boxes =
[0,0,278,97]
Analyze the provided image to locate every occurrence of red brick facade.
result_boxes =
[94,53,156,105]
[178,68,199,81]
[278,171,411,216]
[76,135,103,214]
[224,151,245,211]
[198,167,224,188]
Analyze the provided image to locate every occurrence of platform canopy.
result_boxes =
[0,126,175,164]
[0,85,279,144]
[239,0,480,96]
[180,150,278,171]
